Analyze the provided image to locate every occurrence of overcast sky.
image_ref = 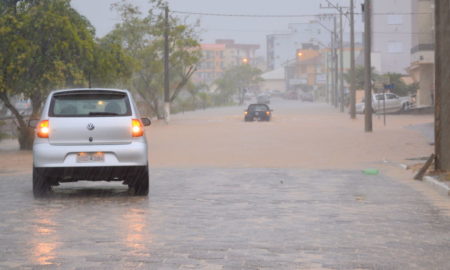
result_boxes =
[71,0,363,54]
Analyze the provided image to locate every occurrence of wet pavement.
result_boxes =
[1,168,449,269]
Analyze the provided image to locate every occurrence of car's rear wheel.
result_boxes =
[131,166,149,196]
[363,107,376,114]
[33,167,51,197]
[401,103,410,112]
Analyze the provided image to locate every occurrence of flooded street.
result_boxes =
[1,101,449,269]
[148,99,433,169]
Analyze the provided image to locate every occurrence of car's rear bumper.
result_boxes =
[245,114,270,121]
[33,141,148,168]
[34,166,147,182]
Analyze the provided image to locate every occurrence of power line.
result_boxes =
[171,10,339,18]
[196,26,432,36]
[172,10,432,18]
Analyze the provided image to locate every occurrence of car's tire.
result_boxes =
[131,166,149,196]
[363,107,376,114]
[33,167,50,198]
[401,103,410,112]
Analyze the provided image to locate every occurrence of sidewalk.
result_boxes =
[403,121,450,196]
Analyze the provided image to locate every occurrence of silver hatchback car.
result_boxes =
[31,88,151,197]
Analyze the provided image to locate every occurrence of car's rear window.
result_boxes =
[49,91,131,117]
[249,104,269,111]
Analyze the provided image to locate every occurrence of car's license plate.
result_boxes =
[76,152,104,163]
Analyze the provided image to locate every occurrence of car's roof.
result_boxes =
[50,88,129,95]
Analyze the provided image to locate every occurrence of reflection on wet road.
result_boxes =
[1,169,450,269]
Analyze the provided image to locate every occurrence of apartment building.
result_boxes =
[216,39,260,68]
[371,0,413,74]
[407,0,435,107]
[192,40,260,85]
[192,43,226,84]
[266,22,329,71]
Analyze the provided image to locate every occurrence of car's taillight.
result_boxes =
[132,119,144,137]
[266,111,270,116]
[37,120,49,138]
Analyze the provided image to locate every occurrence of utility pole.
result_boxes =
[333,16,339,108]
[330,30,336,106]
[434,0,450,171]
[163,5,170,123]
[349,0,356,119]
[363,0,372,132]
[326,47,330,103]
[339,7,345,113]
[321,1,349,110]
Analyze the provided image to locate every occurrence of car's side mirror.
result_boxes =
[141,117,151,126]
[28,119,39,128]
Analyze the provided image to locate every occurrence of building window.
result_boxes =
[387,15,403,25]
[388,42,403,53]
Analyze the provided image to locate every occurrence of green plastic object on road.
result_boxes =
[362,168,379,175]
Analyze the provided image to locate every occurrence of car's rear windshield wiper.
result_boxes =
[88,112,119,116]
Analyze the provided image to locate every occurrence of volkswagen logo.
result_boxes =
[87,123,95,131]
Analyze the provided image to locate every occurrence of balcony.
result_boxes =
[411,43,434,54]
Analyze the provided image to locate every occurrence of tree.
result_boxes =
[108,0,201,119]
[344,65,379,90]
[215,64,263,105]
[0,6,34,148]
[0,0,131,149]
[89,37,134,88]
[344,67,418,96]
[380,73,418,96]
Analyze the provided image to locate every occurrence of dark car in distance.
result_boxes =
[244,104,272,122]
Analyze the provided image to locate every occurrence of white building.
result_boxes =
[407,0,435,106]
[371,0,413,74]
[260,67,286,93]
[266,22,330,71]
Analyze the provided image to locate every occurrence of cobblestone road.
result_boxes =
[1,168,449,269]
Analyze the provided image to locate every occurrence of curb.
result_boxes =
[399,162,450,196]
[423,176,450,196]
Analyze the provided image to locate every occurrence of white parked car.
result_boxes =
[30,88,151,197]
[356,93,412,114]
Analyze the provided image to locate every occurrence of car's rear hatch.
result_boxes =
[47,90,133,146]
[48,117,132,145]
